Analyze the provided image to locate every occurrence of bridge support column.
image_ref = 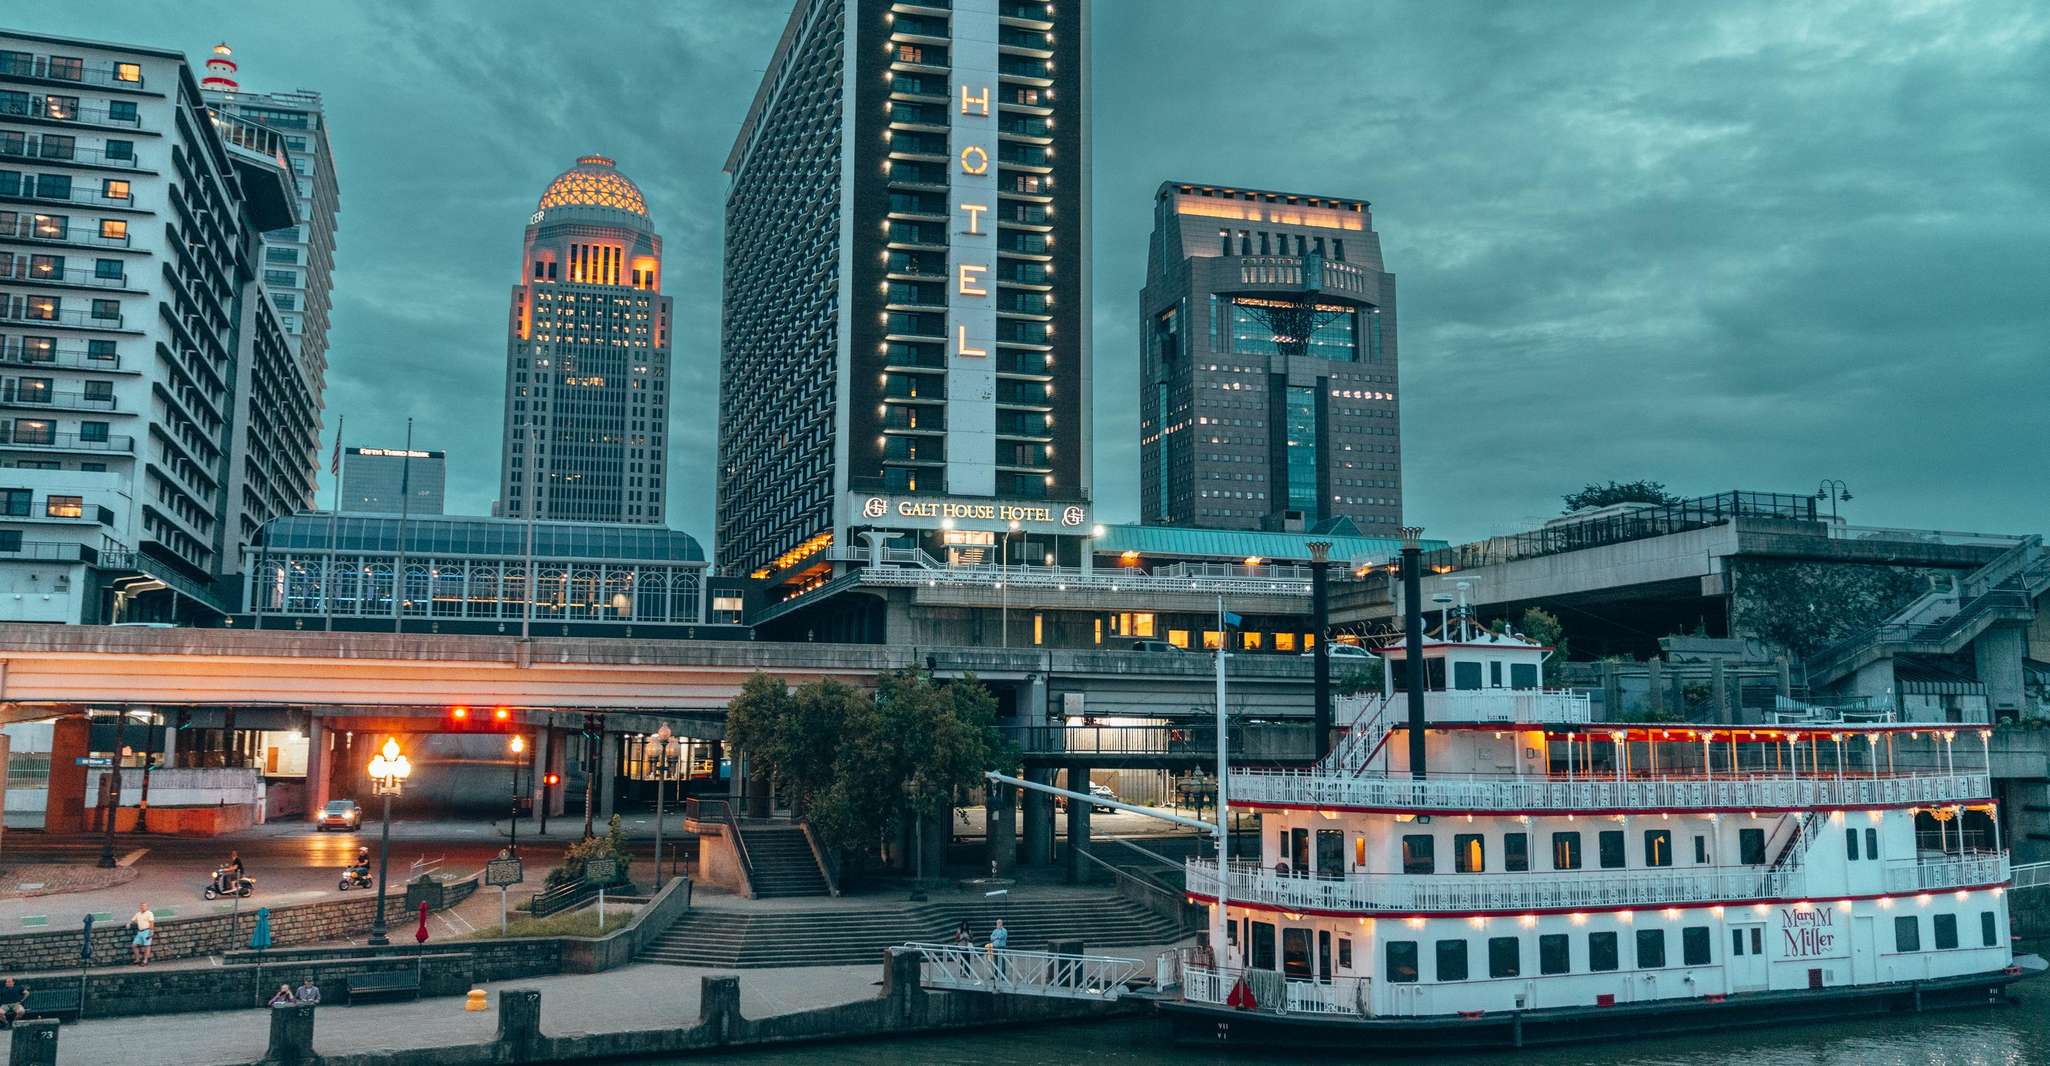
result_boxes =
[986,778,1016,876]
[1975,626,2026,721]
[1064,762,1092,884]
[597,731,619,825]
[1021,767,1053,865]
[1645,659,1664,717]
[303,715,329,822]
[43,715,90,834]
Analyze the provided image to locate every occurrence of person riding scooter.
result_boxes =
[338,847,373,890]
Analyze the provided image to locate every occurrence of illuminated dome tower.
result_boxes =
[497,155,672,525]
[199,42,238,92]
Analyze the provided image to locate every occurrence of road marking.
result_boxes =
[90,911,113,922]
[155,907,179,918]
[20,915,47,927]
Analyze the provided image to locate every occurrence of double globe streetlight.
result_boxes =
[366,737,412,946]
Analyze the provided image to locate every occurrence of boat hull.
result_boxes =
[1163,967,2029,1051]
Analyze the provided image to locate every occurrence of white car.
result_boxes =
[1306,643,1377,659]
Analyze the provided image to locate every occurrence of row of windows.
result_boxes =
[0,170,133,201]
[0,131,136,165]
[1219,228,1348,261]
[0,486,86,517]
[1394,827,1763,875]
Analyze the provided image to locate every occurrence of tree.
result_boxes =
[1562,480,1679,513]
[1517,607,1567,683]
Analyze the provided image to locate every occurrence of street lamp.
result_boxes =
[1001,518,1021,647]
[1814,479,1852,521]
[365,737,412,946]
[650,724,677,887]
[507,734,526,857]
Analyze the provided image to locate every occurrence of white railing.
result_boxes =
[1883,853,2009,893]
[1226,769,1992,814]
[1420,689,1592,724]
[854,561,1311,599]
[1182,960,1366,1017]
[1187,858,1777,913]
[897,942,1144,1001]
[1321,695,1391,772]
[2012,861,2050,892]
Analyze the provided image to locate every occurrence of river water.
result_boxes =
[665,970,2050,1066]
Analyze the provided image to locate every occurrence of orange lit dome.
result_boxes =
[534,154,650,227]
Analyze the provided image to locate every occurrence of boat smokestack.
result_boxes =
[1401,528,1427,779]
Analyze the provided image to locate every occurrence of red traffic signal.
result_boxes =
[543,772,560,787]
[493,706,512,722]
[450,705,469,721]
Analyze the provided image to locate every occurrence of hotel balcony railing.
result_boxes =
[0,55,147,90]
[0,216,132,249]
[0,304,125,329]
[847,558,1313,602]
[1186,852,2007,916]
[1,177,135,209]
[0,95,142,128]
[0,342,122,371]
[2,431,133,452]
[0,385,116,410]
[1225,768,1995,814]
[0,262,134,290]
[0,136,142,170]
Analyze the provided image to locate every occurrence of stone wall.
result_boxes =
[0,875,478,973]
[32,951,479,1018]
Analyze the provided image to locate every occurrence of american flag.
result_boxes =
[330,416,343,475]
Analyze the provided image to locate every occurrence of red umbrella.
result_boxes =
[414,901,430,944]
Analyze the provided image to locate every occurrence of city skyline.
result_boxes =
[15,2,2045,548]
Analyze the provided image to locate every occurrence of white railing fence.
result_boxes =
[1228,769,1992,814]
[897,942,1144,1001]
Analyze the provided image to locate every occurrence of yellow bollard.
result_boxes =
[464,987,489,1012]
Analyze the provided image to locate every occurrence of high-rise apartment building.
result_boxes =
[0,31,298,622]
[201,46,336,557]
[496,155,670,526]
[1139,181,1402,533]
[340,446,444,515]
[719,0,1091,596]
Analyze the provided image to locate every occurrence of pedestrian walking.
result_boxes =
[129,902,155,965]
[989,917,1009,979]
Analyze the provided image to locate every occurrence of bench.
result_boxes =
[344,971,420,1005]
[24,986,82,1023]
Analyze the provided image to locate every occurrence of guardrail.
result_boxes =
[1225,769,1993,813]
[1183,959,1366,1017]
[897,941,1144,1000]
[1414,689,1592,724]
[1884,853,2008,893]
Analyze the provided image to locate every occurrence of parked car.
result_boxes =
[1129,640,1182,653]
[1056,782,1121,813]
[1306,642,1377,659]
[315,799,362,831]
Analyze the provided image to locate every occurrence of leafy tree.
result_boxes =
[1562,480,1679,513]
[1516,607,1567,683]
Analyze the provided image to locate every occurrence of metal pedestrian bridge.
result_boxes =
[895,942,1151,1001]
[2013,860,2050,892]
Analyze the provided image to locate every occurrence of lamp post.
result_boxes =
[365,737,412,946]
[1814,479,1852,521]
[651,724,676,887]
[507,734,525,857]
[1001,518,1020,647]
[97,712,127,868]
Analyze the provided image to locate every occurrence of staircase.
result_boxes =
[1807,535,2049,690]
[1764,810,1821,896]
[639,895,1184,969]
[1319,694,1392,775]
[738,823,832,899]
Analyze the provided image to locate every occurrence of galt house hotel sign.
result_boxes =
[849,493,1089,534]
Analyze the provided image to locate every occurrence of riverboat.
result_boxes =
[1165,624,2040,1049]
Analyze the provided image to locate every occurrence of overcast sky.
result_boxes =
[31,1,2049,548]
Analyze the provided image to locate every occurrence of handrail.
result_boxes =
[897,941,1144,1000]
[686,796,759,895]
[795,814,841,897]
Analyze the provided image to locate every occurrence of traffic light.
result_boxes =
[543,772,560,788]
[493,706,512,723]
[450,705,470,722]
[446,705,516,732]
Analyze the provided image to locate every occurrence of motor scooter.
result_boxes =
[203,866,254,900]
[337,865,373,891]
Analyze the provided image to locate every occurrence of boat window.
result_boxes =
[1845,827,1860,861]
[1538,933,1570,975]
[1682,926,1711,966]
[1588,931,1619,971]
[1354,835,1367,868]
[1339,936,1354,969]
[1490,660,1503,687]
[1454,833,1485,873]
[1981,911,1998,947]
[1487,937,1520,978]
[1290,828,1310,876]
[1504,832,1529,872]
[1551,832,1582,870]
[1693,835,1709,864]
[1434,939,1468,981]
[1386,940,1419,983]
[1635,928,1666,969]
[1597,830,1625,869]
[1865,827,1879,859]
[1316,830,1344,880]
[1452,661,1483,690]
[1251,921,1278,970]
[1510,662,1539,689]
[1643,830,1672,867]
[1933,913,1958,950]
[1402,834,1435,874]
[1731,928,1745,956]
[1894,916,1920,952]
[1738,828,1766,865]
[1283,928,1313,978]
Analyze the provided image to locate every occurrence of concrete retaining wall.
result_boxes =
[0,876,479,973]
[24,952,479,1019]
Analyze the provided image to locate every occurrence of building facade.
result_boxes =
[718,0,1091,594]
[340,445,444,514]
[1140,182,1401,533]
[496,155,670,526]
[0,31,297,622]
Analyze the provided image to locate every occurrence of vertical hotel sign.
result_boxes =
[946,0,999,497]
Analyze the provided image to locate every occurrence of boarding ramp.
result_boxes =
[2012,861,2050,892]
[895,941,1148,1001]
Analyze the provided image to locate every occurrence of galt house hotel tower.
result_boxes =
[718,0,1090,620]
[1139,182,1402,534]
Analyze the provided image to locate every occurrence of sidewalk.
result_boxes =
[0,961,882,1066]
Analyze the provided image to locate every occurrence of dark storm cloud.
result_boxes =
[29,1,2047,549]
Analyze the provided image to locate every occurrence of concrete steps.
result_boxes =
[639,895,1183,968]
[738,824,832,898]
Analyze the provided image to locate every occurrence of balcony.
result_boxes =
[0,94,142,129]
[0,175,136,210]
[0,215,133,250]
[0,54,148,91]
[1226,768,1994,815]
[0,135,145,171]
[2,430,132,453]
[0,339,125,371]
[0,385,117,411]
[0,303,127,330]
[0,261,134,291]
[0,541,100,563]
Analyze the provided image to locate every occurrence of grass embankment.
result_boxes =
[460,905,641,941]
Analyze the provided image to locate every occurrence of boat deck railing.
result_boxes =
[1227,768,1993,813]
[894,941,1146,1001]
[1182,957,1367,1017]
